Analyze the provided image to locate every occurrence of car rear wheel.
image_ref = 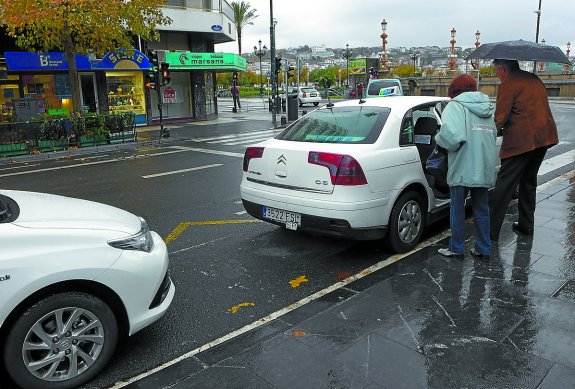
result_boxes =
[3,292,118,389]
[386,191,425,253]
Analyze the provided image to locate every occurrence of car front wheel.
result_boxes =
[3,292,118,389]
[386,191,425,253]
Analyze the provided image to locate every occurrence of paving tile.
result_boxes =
[196,319,291,366]
[537,363,575,389]
[422,334,553,388]
[172,364,274,389]
[280,287,357,326]
[334,333,431,388]
[506,320,575,368]
[118,357,204,389]
[232,335,372,389]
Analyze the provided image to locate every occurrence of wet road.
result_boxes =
[0,102,573,388]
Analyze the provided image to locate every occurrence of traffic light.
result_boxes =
[148,50,159,69]
[274,57,282,74]
[160,62,170,85]
[145,72,156,90]
[287,65,295,79]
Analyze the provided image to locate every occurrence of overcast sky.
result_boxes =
[216,0,573,54]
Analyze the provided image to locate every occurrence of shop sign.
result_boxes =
[94,49,152,70]
[349,59,367,75]
[5,52,91,71]
[162,86,177,104]
[211,25,223,31]
[165,52,247,72]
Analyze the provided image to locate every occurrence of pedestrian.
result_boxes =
[231,82,241,110]
[489,59,559,240]
[435,74,497,261]
[356,82,364,99]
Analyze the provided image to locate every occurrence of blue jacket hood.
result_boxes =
[452,91,494,118]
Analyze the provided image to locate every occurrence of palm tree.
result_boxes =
[231,1,258,55]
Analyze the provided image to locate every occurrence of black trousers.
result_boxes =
[489,147,547,238]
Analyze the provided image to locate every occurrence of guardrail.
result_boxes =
[0,113,136,158]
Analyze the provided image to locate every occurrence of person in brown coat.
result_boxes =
[489,59,559,240]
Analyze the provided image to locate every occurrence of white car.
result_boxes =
[289,87,321,107]
[0,190,175,389]
[241,96,501,253]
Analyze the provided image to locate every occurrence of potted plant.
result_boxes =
[0,125,28,157]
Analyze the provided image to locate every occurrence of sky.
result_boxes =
[216,0,573,54]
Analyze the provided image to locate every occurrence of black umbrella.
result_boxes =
[466,39,570,64]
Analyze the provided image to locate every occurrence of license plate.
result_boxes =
[263,206,301,227]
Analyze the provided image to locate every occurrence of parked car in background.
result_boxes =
[289,86,321,107]
[0,190,174,389]
[240,96,502,253]
[365,78,404,98]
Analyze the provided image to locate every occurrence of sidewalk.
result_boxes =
[123,172,575,389]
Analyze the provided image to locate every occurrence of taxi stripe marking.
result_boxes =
[164,219,261,244]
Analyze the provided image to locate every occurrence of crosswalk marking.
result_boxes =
[191,128,280,146]
[538,149,575,176]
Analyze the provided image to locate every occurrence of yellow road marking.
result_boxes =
[228,302,255,314]
[164,219,261,244]
[289,275,309,288]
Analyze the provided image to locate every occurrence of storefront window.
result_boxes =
[0,76,20,123]
[106,71,146,116]
[21,74,72,116]
[150,72,192,120]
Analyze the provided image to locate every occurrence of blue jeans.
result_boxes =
[449,186,491,255]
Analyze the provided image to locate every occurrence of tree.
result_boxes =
[231,1,258,55]
[0,0,171,113]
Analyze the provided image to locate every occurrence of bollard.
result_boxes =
[280,116,287,125]
[302,110,307,116]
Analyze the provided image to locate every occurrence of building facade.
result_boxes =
[0,0,244,125]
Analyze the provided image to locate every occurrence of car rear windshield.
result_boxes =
[368,81,400,95]
[276,106,390,144]
[301,88,316,93]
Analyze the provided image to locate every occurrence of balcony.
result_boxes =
[161,0,235,44]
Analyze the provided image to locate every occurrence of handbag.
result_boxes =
[426,145,449,193]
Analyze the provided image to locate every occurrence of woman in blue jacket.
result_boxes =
[435,74,497,261]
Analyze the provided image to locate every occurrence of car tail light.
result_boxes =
[303,91,307,97]
[243,147,264,172]
[308,152,367,186]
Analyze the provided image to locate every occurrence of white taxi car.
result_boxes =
[0,190,174,389]
[241,96,501,253]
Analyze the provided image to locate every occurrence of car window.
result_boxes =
[301,88,316,93]
[0,194,20,223]
[399,110,414,145]
[276,106,390,144]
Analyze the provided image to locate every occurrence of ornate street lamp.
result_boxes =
[473,30,481,70]
[449,27,457,71]
[342,43,353,88]
[380,19,388,72]
[253,39,268,96]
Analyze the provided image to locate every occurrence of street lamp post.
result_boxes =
[473,30,481,70]
[449,27,457,71]
[410,50,419,77]
[342,43,353,88]
[563,42,571,72]
[380,19,388,72]
[253,40,268,96]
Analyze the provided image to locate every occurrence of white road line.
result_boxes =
[207,132,276,144]
[235,210,247,215]
[142,164,223,179]
[233,200,242,204]
[114,168,575,388]
[169,146,244,158]
[538,149,575,176]
[0,163,40,171]
[219,137,273,146]
[191,129,276,142]
[0,149,192,178]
